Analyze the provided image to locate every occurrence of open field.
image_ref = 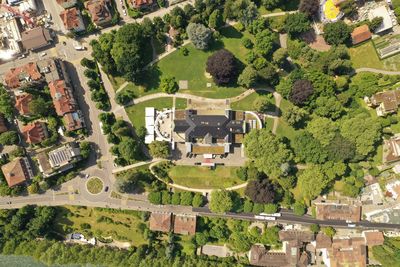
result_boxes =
[349,41,400,71]
[125,98,173,129]
[54,206,148,245]
[168,165,243,189]
[114,26,254,99]
[231,91,275,111]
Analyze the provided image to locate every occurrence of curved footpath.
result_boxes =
[149,161,248,194]
[355,68,400,75]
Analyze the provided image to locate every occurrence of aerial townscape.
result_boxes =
[2,0,400,266]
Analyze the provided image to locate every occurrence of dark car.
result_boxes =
[104,186,109,192]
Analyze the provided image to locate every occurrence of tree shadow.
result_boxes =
[220,26,244,39]
[137,65,162,93]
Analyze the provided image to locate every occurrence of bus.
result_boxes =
[254,215,276,221]
[259,213,282,217]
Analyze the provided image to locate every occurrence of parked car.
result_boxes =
[104,186,109,192]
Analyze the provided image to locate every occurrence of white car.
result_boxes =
[85,174,89,179]
[123,9,127,16]
[40,52,47,57]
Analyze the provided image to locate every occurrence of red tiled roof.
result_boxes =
[316,204,361,222]
[59,7,84,31]
[173,215,196,235]
[131,0,153,8]
[1,157,30,187]
[64,112,83,132]
[351,25,372,45]
[330,238,367,267]
[149,212,172,232]
[49,80,77,116]
[84,0,112,26]
[4,62,42,89]
[364,231,384,247]
[15,93,33,115]
[21,121,47,144]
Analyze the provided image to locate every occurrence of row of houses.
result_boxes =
[57,0,113,31]
[3,58,84,140]
[249,229,384,267]
[0,141,82,187]
[149,212,196,235]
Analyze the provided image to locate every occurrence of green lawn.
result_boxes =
[231,91,275,111]
[114,26,254,99]
[54,206,147,246]
[265,117,274,132]
[275,99,300,142]
[126,98,173,129]
[393,0,400,7]
[349,41,400,71]
[109,75,127,91]
[168,165,244,189]
[86,177,103,194]
[175,98,187,109]
[258,0,299,15]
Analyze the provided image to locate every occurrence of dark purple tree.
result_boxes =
[245,178,275,204]
[290,79,313,106]
[206,49,238,85]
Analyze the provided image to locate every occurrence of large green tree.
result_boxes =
[244,128,292,177]
[285,13,311,36]
[307,117,338,146]
[118,137,141,162]
[323,21,351,45]
[209,190,233,213]
[149,141,170,158]
[186,23,212,50]
[340,113,382,157]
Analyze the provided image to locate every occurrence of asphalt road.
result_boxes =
[193,208,400,230]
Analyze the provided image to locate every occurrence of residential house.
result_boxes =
[363,231,385,247]
[37,142,82,177]
[49,80,84,132]
[129,0,155,9]
[384,134,400,163]
[173,109,253,155]
[84,0,112,27]
[37,58,70,83]
[0,157,33,187]
[249,230,315,267]
[21,121,48,145]
[329,237,367,267]
[315,203,361,222]
[351,25,372,45]
[368,5,393,33]
[49,80,78,116]
[60,7,86,32]
[56,0,77,9]
[14,93,33,116]
[173,214,196,235]
[149,212,172,232]
[0,114,7,134]
[21,27,53,51]
[365,89,400,116]
[385,180,400,199]
[4,62,43,89]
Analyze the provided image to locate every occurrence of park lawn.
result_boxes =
[109,75,127,91]
[54,206,147,246]
[258,0,299,15]
[393,0,400,7]
[349,41,384,69]
[168,165,244,189]
[349,41,400,71]
[230,91,275,111]
[175,98,187,109]
[264,117,274,132]
[114,26,253,99]
[125,97,173,129]
[275,99,300,142]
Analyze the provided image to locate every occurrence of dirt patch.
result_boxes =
[302,30,331,52]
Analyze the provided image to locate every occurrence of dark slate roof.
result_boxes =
[174,110,244,143]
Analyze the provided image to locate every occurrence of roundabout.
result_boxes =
[86,177,104,195]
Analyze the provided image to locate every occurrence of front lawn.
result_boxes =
[168,165,244,189]
[54,206,148,245]
[230,91,275,111]
[125,97,173,129]
[113,26,254,99]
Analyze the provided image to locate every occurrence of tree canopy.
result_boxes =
[245,178,275,204]
[186,23,213,50]
[209,190,234,213]
[206,49,239,85]
[323,21,351,45]
[243,128,292,178]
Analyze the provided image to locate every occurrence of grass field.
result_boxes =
[258,0,299,15]
[86,177,103,194]
[54,206,148,245]
[275,99,300,142]
[168,165,244,189]
[349,41,400,71]
[125,98,173,129]
[231,91,275,111]
[114,26,254,99]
